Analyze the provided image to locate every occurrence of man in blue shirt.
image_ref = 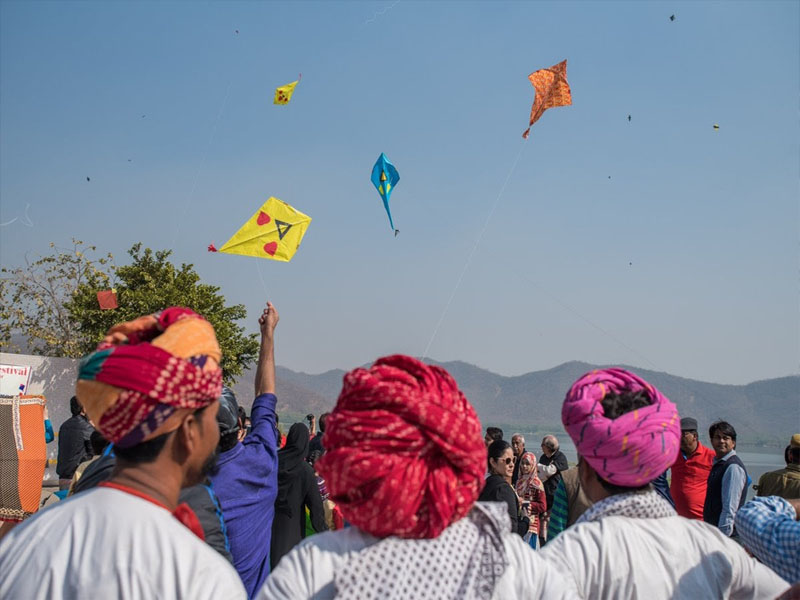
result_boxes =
[703,421,748,537]
[736,495,800,584]
[210,302,280,597]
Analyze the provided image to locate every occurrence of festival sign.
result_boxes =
[0,364,33,396]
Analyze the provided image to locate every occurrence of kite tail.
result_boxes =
[522,128,531,139]
[207,243,218,252]
[383,199,396,233]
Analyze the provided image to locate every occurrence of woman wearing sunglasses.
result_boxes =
[479,439,529,536]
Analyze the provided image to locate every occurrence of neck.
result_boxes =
[110,462,182,511]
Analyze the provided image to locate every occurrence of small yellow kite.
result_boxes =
[273,76,300,105]
[522,60,572,139]
[209,197,311,262]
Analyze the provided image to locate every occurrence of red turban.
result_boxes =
[316,355,485,539]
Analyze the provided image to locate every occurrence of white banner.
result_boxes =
[0,364,33,396]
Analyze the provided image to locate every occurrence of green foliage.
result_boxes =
[0,240,112,357]
[66,243,258,383]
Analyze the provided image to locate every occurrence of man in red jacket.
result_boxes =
[670,417,715,519]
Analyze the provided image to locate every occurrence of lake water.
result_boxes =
[547,441,785,502]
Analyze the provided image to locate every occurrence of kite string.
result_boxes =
[255,260,269,299]
[170,79,233,251]
[421,142,527,361]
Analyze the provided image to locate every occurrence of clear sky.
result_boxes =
[1,1,797,385]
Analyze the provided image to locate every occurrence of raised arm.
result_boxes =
[254,302,279,397]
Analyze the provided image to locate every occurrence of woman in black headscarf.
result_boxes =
[270,422,328,568]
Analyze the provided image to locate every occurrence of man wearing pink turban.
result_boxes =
[259,355,575,600]
[539,368,789,599]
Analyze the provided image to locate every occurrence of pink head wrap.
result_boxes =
[562,368,680,487]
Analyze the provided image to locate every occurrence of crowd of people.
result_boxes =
[0,303,797,599]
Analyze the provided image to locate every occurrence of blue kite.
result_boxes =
[370,153,400,236]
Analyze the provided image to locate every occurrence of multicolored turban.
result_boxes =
[562,368,680,487]
[316,355,486,539]
[76,307,222,448]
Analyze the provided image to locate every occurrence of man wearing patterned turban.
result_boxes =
[0,307,246,599]
[260,355,574,600]
[539,368,789,598]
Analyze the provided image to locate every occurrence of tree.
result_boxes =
[0,240,113,357]
[1,241,258,383]
[66,243,258,382]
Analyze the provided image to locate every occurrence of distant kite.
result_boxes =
[669,14,675,21]
[627,115,632,122]
[522,60,572,139]
[274,75,301,105]
[713,124,720,131]
[96,289,118,310]
[209,196,311,262]
[371,153,400,236]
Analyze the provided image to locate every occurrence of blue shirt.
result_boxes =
[736,496,798,583]
[209,393,278,598]
[714,450,747,536]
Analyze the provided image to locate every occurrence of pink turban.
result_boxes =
[562,368,680,487]
[316,355,486,539]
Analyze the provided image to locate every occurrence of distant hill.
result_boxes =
[3,352,797,446]
[239,359,799,445]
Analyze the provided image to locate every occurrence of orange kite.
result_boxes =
[522,60,572,139]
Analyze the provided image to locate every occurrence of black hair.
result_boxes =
[70,396,82,416]
[487,439,511,470]
[89,431,109,455]
[218,431,239,453]
[308,449,323,467]
[485,427,503,442]
[114,431,171,464]
[594,389,654,495]
[708,421,737,442]
[319,412,331,433]
[237,406,247,421]
[113,405,211,464]
[787,446,800,465]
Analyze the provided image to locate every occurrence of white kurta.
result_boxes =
[0,487,246,600]
[540,514,789,599]
[258,520,578,599]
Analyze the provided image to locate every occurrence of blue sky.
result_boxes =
[1,1,797,385]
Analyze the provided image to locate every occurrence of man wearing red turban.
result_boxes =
[259,355,574,600]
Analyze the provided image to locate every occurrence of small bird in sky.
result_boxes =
[86,177,90,182]
[627,114,632,122]
[670,14,676,21]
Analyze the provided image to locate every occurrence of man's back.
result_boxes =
[757,464,800,499]
[0,487,245,600]
[211,392,279,597]
[540,514,788,599]
[56,415,93,479]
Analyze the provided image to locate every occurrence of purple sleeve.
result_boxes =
[248,393,278,453]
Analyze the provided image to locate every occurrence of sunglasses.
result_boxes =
[496,457,515,465]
